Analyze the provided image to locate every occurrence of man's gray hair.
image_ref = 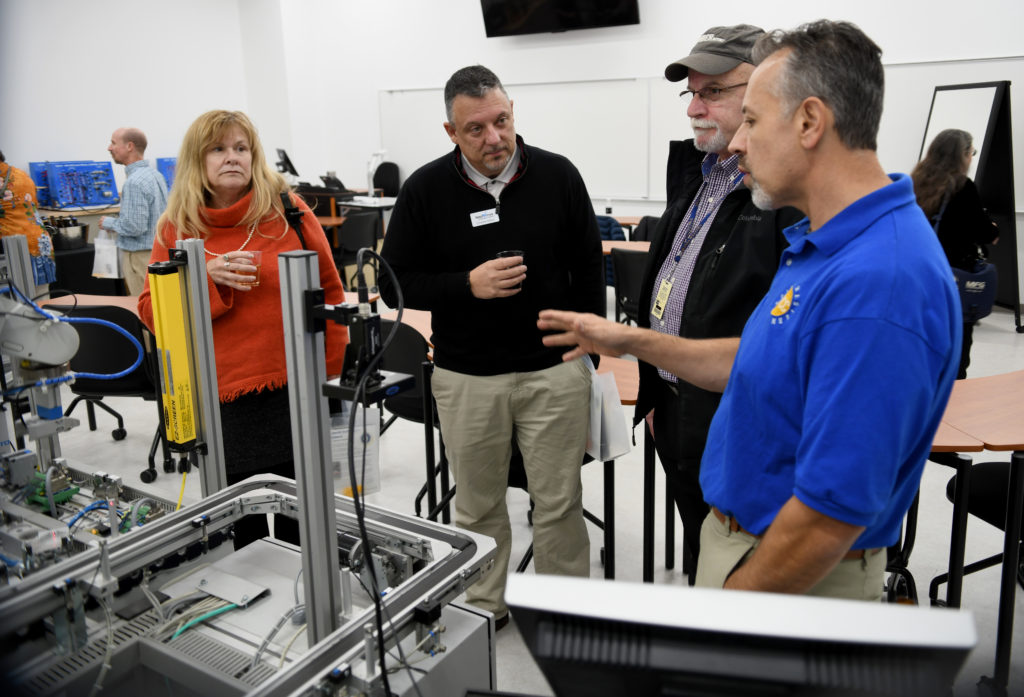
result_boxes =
[444,65,509,122]
[752,20,883,151]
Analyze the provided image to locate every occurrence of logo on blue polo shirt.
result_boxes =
[769,285,800,324]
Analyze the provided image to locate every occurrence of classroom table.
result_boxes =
[938,370,1024,695]
[382,307,637,579]
[602,239,650,255]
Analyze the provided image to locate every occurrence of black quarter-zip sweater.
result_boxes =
[379,135,605,376]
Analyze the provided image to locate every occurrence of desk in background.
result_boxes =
[939,370,1024,695]
[602,239,650,255]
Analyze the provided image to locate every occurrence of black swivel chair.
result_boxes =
[375,319,451,524]
[333,212,381,290]
[610,248,648,325]
[60,304,172,482]
[939,461,1024,594]
[372,162,400,197]
[630,215,661,242]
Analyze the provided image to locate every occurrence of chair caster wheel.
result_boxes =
[163,460,176,473]
[112,428,127,441]
[140,469,157,484]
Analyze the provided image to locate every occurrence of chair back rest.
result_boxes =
[63,304,156,399]
[372,162,401,197]
[338,212,381,252]
[378,318,432,422]
[610,248,648,323]
[632,215,661,242]
[595,215,625,285]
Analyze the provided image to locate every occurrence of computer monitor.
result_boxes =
[276,148,299,177]
[506,575,975,697]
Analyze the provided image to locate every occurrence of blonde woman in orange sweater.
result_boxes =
[138,111,347,547]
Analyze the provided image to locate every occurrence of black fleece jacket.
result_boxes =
[633,140,800,460]
[379,136,605,376]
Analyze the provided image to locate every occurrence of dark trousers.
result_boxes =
[652,382,711,574]
[222,388,300,549]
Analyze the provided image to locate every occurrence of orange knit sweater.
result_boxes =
[138,192,347,401]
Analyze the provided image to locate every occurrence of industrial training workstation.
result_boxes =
[1,1,1023,697]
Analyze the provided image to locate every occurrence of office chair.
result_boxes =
[595,215,625,285]
[939,461,1024,593]
[372,162,400,197]
[333,212,381,290]
[60,304,172,483]
[610,248,648,325]
[374,319,452,524]
[630,215,661,242]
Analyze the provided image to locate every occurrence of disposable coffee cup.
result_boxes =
[496,249,524,290]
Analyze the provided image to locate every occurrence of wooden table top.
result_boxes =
[931,421,984,453]
[602,240,650,255]
[613,215,642,227]
[44,293,140,316]
[940,370,1024,450]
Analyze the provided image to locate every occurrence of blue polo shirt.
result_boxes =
[700,174,960,549]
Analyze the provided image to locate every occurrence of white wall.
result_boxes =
[0,0,248,192]
[2,0,1022,209]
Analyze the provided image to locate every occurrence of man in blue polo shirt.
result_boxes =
[538,20,960,600]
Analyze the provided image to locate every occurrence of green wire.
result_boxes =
[171,603,238,640]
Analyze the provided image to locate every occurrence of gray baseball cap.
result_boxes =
[664,24,765,82]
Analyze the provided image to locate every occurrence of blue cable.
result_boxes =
[66,501,109,528]
[4,283,144,380]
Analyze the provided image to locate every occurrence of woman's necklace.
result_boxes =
[204,220,258,257]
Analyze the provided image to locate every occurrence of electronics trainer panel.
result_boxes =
[29,161,119,209]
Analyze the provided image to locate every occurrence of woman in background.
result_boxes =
[0,150,57,289]
[911,129,999,379]
[138,110,348,547]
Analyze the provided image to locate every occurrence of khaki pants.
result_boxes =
[431,360,592,616]
[695,510,886,601]
[120,248,152,296]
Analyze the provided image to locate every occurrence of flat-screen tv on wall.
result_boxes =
[481,0,640,37]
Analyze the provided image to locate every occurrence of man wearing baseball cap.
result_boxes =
[633,24,800,583]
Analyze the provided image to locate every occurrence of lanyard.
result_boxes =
[671,169,745,264]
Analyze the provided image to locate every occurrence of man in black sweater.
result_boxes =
[379,65,605,629]
[635,26,799,582]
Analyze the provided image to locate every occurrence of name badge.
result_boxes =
[651,278,673,320]
[470,208,500,227]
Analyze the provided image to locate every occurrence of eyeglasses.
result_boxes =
[971,149,978,156]
[679,83,748,103]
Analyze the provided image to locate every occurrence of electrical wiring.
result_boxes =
[44,466,58,517]
[277,622,307,669]
[170,602,238,640]
[344,248,427,697]
[85,596,114,697]
[246,603,305,672]
[176,470,187,510]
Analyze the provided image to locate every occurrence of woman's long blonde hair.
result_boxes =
[158,110,289,244]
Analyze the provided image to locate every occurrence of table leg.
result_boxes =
[987,450,1023,689]
[604,459,615,579]
[643,428,655,583]
[946,454,972,608]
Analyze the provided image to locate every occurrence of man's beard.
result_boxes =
[691,119,727,154]
[748,177,775,211]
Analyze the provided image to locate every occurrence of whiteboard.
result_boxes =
[379,78,659,200]
[920,84,1000,181]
